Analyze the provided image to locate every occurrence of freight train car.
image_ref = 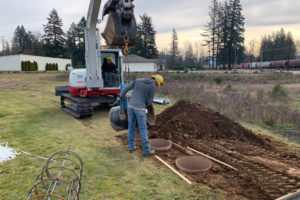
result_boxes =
[270,60,289,69]
[289,60,300,68]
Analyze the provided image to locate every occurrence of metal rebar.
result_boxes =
[27,151,83,200]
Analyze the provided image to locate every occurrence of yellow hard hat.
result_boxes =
[152,75,164,87]
[107,56,112,60]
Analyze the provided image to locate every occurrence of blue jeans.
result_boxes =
[127,107,151,154]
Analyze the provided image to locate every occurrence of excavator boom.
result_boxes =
[85,0,137,88]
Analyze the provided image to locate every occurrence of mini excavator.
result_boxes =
[55,0,137,118]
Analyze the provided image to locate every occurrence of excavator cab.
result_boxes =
[100,49,123,88]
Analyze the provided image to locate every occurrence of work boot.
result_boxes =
[129,147,136,153]
[143,150,155,157]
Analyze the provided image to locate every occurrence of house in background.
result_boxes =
[0,54,71,71]
[124,54,166,72]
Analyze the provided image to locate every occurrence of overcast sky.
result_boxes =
[0,0,300,51]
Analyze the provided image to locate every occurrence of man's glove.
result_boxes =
[117,97,124,103]
[120,110,127,121]
[146,105,156,126]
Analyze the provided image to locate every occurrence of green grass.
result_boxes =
[0,73,223,200]
[294,99,300,109]
[241,122,300,149]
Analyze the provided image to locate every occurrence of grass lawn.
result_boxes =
[0,73,223,200]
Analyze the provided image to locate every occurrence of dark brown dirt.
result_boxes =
[147,99,300,200]
[150,99,267,146]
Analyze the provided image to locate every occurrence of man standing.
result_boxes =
[120,75,164,157]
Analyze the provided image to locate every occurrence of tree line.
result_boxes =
[163,0,298,69]
[1,5,298,69]
[0,9,86,66]
[0,9,160,66]
[260,28,297,62]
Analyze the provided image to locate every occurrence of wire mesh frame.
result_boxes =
[27,151,83,200]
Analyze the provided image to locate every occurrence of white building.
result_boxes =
[0,54,71,71]
[124,54,166,72]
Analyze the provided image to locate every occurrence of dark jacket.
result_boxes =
[102,62,117,73]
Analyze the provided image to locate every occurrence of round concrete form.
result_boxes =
[149,139,172,152]
[176,156,213,174]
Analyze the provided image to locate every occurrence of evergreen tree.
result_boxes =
[202,0,221,68]
[216,0,245,69]
[168,29,180,66]
[131,14,158,59]
[66,17,86,65]
[66,22,77,64]
[260,28,296,61]
[131,23,143,56]
[75,17,86,65]
[43,9,65,58]
[227,0,245,68]
[11,25,30,54]
[286,31,297,60]
[27,32,44,56]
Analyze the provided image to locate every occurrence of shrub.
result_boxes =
[21,61,25,71]
[270,84,288,100]
[33,61,38,71]
[73,65,86,69]
[65,63,71,70]
[21,61,38,71]
[261,110,278,128]
[46,63,58,71]
[214,77,223,85]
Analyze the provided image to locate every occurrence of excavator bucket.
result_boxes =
[102,0,137,46]
[102,12,137,46]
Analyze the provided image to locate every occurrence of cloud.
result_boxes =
[0,0,299,51]
[243,0,300,27]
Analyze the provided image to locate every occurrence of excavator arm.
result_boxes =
[85,0,137,88]
[85,0,103,88]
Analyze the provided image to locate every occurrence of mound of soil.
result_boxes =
[145,99,300,199]
[150,99,266,146]
[118,99,300,199]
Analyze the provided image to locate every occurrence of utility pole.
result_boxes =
[208,41,211,68]
[260,49,263,68]
[287,40,291,70]
[234,47,238,70]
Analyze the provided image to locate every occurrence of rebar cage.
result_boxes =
[27,151,83,200]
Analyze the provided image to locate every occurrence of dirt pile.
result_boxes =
[147,99,300,199]
[150,99,266,146]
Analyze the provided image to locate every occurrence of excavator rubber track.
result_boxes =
[60,94,93,119]
[59,92,118,119]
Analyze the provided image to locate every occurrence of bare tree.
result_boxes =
[247,38,256,66]
[202,0,221,68]
[184,40,195,66]
[193,40,205,65]
[0,37,10,56]
[168,29,180,66]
